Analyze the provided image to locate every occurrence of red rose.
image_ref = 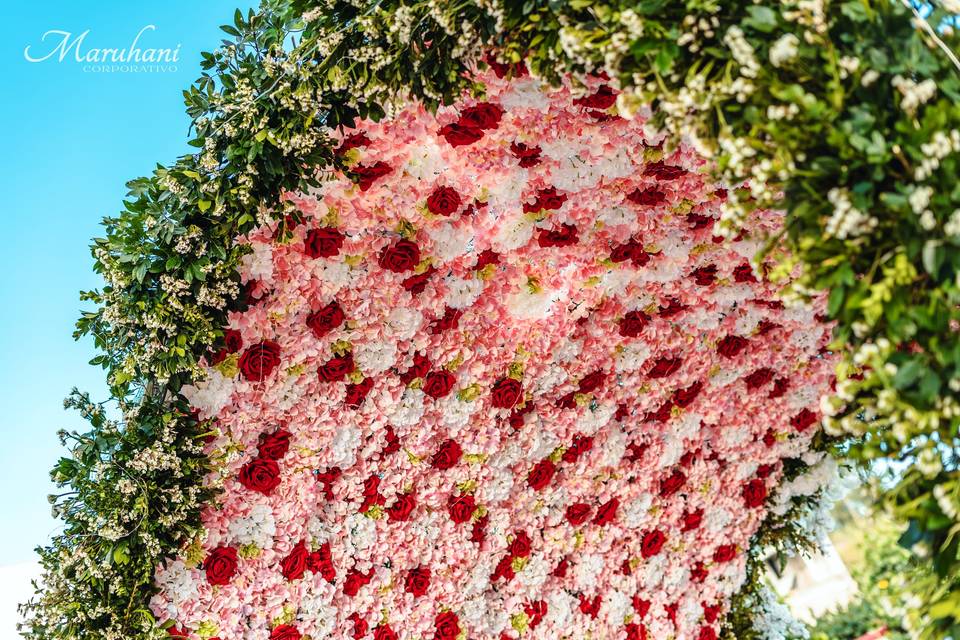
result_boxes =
[258,429,291,460]
[306,301,345,339]
[204,545,238,585]
[633,597,651,618]
[374,625,398,640]
[790,408,818,432]
[304,227,345,258]
[647,356,682,378]
[402,266,436,294]
[344,376,373,408]
[382,425,401,457]
[744,367,775,390]
[474,249,500,270]
[556,391,576,409]
[698,627,718,640]
[769,377,789,399]
[471,513,489,544]
[672,381,703,408]
[742,478,768,508]
[733,263,757,282]
[527,459,557,491]
[343,568,374,596]
[660,469,687,497]
[491,377,522,409]
[691,264,718,285]
[644,161,686,180]
[713,544,737,563]
[716,335,748,358]
[280,541,309,581]
[593,497,619,526]
[644,401,674,423]
[756,319,780,335]
[423,370,456,399]
[619,310,650,338]
[525,600,547,629]
[691,561,708,582]
[399,352,431,384]
[538,223,579,247]
[430,307,463,334]
[387,493,417,522]
[439,122,483,146]
[577,370,605,393]
[686,213,713,230]
[625,623,648,640]
[448,493,477,524]
[378,239,421,273]
[315,466,342,501]
[562,434,594,464]
[238,341,282,381]
[223,329,243,353]
[640,530,667,558]
[318,352,354,382]
[626,187,666,206]
[238,457,281,494]
[566,503,592,526]
[405,566,431,597]
[431,439,463,470]
[508,531,532,557]
[574,84,617,109]
[307,542,336,582]
[269,625,301,640]
[336,132,370,154]
[484,53,527,78]
[510,141,542,167]
[348,613,368,640]
[353,161,392,190]
[659,297,685,316]
[426,186,462,216]
[611,239,642,263]
[579,594,601,618]
[359,474,385,513]
[434,612,461,640]
[460,102,504,130]
[682,509,703,531]
[524,187,567,213]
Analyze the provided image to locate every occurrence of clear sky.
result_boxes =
[0,0,254,580]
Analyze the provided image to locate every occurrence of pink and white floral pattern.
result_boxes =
[153,69,835,640]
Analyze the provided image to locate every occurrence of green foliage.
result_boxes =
[21,0,960,638]
[810,512,913,640]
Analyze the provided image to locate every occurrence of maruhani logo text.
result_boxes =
[24,25,181,73]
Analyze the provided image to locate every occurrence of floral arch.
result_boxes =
[21,2,960,640]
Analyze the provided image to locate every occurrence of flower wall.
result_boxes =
[154,70,835,640]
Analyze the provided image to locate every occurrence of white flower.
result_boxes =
[497,77,551,111]
[181,369,234,419]
[445,274,484,309]
[241,241,275,283]
[228,503,276,548]
[478,466,515,503]
[354,340,398,375]
[429,222,473,262]
[329,424,362,467]
[505,287,557,320]
[154,559,198,605]
[769,33,800,67]
[389,388,427,426]
[491,214,535,252]
[386,306,423,341]
[574,553,604,590]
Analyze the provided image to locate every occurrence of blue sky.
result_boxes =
[0,1,253,569]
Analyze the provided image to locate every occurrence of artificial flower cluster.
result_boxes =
[152,71,835,639]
